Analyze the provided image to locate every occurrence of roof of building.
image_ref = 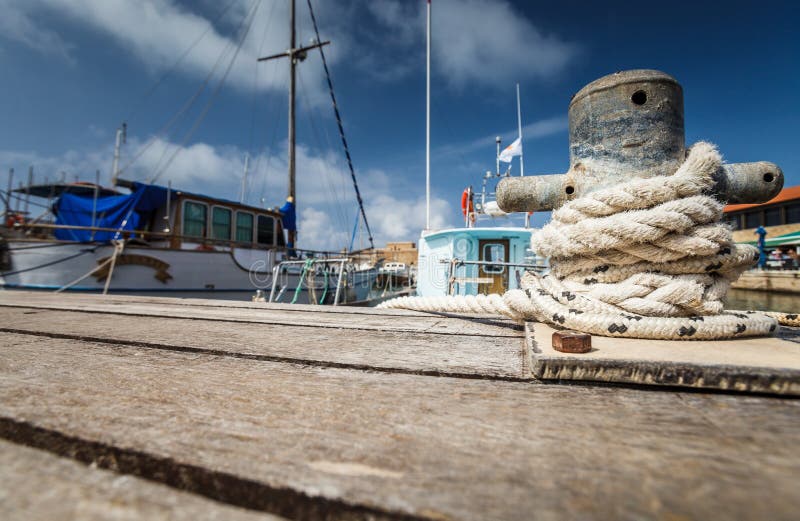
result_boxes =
[724,185,800,213]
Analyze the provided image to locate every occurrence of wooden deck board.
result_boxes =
[0,306,526,379]
[528,322,800,395]
[0,440,283,521]
[1,331,799,520]
[0,291,520,337]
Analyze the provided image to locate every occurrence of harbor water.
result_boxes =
[724,288,800,313]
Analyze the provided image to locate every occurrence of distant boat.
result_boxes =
[1,0,377,304]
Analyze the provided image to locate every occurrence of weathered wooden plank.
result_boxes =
[0,291,520,337]
[1,332,798,520]
[528,322,800,395]
[0,289,436,316]
[0,440,282,521]
[0,307,526,379]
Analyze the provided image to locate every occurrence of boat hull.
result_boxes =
[1,241,377,304]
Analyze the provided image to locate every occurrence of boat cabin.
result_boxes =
[9,180,288,252]
[416,227,540,297]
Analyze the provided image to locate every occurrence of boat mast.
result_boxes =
[425,0,431,230]
[288,0,296,243]
[258,0,328,248]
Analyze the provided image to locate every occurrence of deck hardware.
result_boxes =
[552,330,592,353]
[496,69,783,212]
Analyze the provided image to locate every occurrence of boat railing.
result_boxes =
[440,257,547,296]
[269,257,356,306]
[9,221,358,258]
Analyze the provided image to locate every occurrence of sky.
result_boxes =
[0,0,797,250]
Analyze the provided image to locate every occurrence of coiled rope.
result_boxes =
[380,142,794,340]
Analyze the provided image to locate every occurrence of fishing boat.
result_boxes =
[0,0,377,304]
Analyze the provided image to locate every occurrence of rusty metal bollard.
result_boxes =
[496,70,783,212]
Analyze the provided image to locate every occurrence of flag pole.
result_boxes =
[516,83,524,178]
[425,0,431,230]
[517,83,531,228]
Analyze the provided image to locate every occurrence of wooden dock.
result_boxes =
[1,291,799,520]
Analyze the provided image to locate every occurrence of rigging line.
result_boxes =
[255,66,288,208]
[119,40,236,177]
[246,0,278,166]
[298,66,352,232]
[151,0,262,184]
[306,0,374,249]
[145,38,239,177]
[123,0,240,125]
[119,2,249,179]
[296,69,349,238]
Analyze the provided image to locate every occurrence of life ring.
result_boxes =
[461,189,474,217]
[5,213,23,227]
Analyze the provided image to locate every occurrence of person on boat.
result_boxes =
[280,196,297,257]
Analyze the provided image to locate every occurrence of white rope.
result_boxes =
[380,143,791,340]
[54,241,125,294]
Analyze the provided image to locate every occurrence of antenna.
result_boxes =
[495,136,501,176]
[111,122,127,186]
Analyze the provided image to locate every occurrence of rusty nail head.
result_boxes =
[552,330,592,353]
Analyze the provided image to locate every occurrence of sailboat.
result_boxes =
[0,0,377,304]
[415,2,544,298]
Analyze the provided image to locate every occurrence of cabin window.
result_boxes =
[786,204,800,224]
[745,211,761,229]
[725,213,741,230]
[235,212,254,242]
[183,201,207,238]
[481,243,505,274]
[211,207,232,240]
[765,207,782,227]
[257,215,275,245]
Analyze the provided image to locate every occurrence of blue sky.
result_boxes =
[0,0,797,250]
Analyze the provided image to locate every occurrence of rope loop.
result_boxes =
[380,142,790,340]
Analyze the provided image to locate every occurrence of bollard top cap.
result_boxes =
[570,69,680,107]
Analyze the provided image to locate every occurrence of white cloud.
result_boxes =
[0,136,453,251]
[2,0,576,93]
[362,0,577,88]
[0,0,74,63]
[435,115,568,160]
[0,0,351,100]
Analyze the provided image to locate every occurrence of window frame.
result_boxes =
[234,210,255,244]
[481,243,506,274]
[256,214,276,246]
[210,205,233,241]
[182,199,208,239]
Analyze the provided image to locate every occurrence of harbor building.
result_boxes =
[724,185,800,243]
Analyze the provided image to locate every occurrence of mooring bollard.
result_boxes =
[496,69,783,212]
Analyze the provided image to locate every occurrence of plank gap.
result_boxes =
[0,417,427,521]
[0,328,532,383]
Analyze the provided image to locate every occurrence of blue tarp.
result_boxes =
[54,182,173,242]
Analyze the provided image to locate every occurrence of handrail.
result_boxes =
[440,258,547,269]
[12,222,356,257]
[268,257,355,305]
[443,257,547,296]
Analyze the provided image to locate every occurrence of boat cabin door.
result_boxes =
[477,239,509,294]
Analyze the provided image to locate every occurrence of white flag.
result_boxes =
[498,137,522,163]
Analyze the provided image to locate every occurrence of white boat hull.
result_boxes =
[1,241,377,304]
